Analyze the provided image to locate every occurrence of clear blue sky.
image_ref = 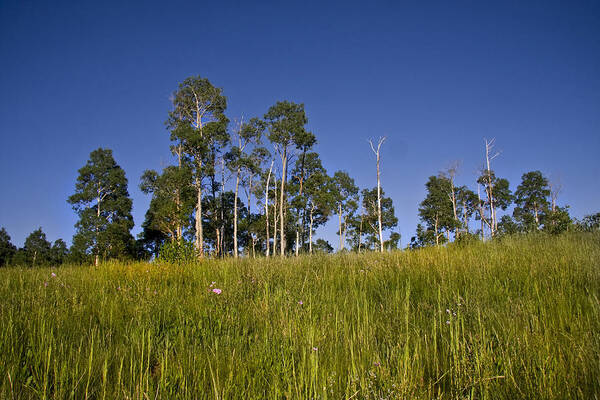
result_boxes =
[1,0,599,247]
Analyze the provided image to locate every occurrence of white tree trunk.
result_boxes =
[195,176,204,257]
[279,152,287,257]
[338,204,343,251]
[265,161,273,257]
[370,137,386,252]
[309,201,315,254]
[233,168,240,258]
[273,177,278,254]
[96,193,100,266]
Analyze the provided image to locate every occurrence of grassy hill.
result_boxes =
[1,233,599,399]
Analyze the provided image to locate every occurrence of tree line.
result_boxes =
[1,77,599,267]
[410,138,595,247]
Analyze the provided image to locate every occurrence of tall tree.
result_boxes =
[68,148,134,266]
[513,170,550,231]
[23,228,52,267]
[481,138,502,236]
[264,101,315,256]
[0,228,16,267]
[418,175,457,246]
[369,137,387,252]
[168,76,228,257]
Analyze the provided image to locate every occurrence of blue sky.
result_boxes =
[1,0,599,247]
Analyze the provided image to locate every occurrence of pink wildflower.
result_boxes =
[212,288,222,295]
[51,272,56,278]
[44,281,48,287]
[312,347,318,352]
[298,300,303,305]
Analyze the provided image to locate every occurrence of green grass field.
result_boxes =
[1,234,599,399]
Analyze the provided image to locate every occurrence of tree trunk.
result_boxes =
[358,213,363,252]
[96,193,100,266]
[309,201,315,254]
[370,138,386,252]
[343,216,348,249]
[220,158,225,256]
[477,185,485,241]
[265,161,273,257]
[338,204,343,251]
[376,151,384,252]
[462,199,469,234]
[485,139,496,237]
[273,177,278,254]
[195,177,204,257]
[175,144,183,241]
[279,151,287,257]
[435,214,439,246]
[449,174,458,239]
[233,168,240,258]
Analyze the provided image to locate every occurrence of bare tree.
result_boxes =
[483,138,501,237]
[369,136,387,252]
[549,177,563,213]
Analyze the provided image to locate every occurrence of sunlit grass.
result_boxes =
[1,233,598,399]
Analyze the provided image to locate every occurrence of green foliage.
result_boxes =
[50,239,69,265]
[410,223,437,248]
[452,231,481,246]
[158,240,198,264]
[577,212,600,232]
[513,170,550,230]
[477,171,513,211]
[68,148,134,264]
[23,227,52,267]
[418,175,457,243]
[384,232,401,250]
[264,101,314,152]
[358,187,398,249]
[313,238,334,253]
[289,152,331,251]
[140,165,195,244]
[497,215,522,235]
[202,191,249,254]
[542,206,572,235]
[0,234,598,398]
[0,228,16,267]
